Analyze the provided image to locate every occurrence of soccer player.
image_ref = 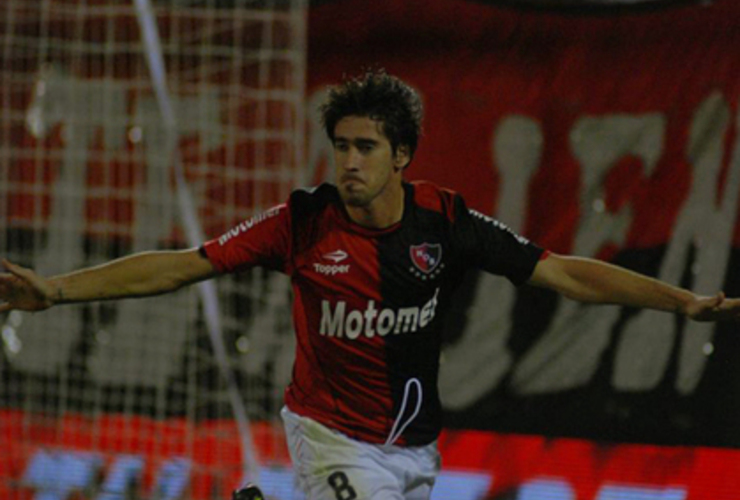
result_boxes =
[1,71,739,499]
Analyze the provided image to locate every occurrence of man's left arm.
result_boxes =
[528,253,740,322]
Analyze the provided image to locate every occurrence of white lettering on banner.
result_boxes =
[439,116,542,409]
[7,70,229,389]
[440,92,740,409]
[304,89,335,186]
[24,450,190,500]
[511,114,665,395]
[320,288,440,339]
[614,92,740,394]
[595,485,687,500]
[23,447,692,500]
[218,207,282,246]
[518,479,687,500]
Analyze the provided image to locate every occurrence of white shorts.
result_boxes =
[281,406,441,500]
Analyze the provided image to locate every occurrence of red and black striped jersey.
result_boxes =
[202,181,545,446]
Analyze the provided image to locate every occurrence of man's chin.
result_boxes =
[343,196,369,208]
[339,188,369,207]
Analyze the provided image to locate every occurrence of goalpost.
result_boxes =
[0,0,306,498]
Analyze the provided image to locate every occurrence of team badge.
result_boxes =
[409,243,443,279]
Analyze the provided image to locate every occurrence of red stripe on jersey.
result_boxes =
[411,180,458,222]
[201,204,290,274]
[285,203,399,444]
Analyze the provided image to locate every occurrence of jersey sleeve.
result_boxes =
[201,204,291,274]
[451,195,546,285]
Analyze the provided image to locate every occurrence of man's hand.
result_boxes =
[685,292,740,322]
[0,259,57,313]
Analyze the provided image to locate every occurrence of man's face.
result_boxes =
[332,115,410,208]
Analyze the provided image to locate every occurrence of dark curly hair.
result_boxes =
[320,70,423,160]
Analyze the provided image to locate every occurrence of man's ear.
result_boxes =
[393,145,411,171]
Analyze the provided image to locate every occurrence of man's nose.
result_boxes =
[342,148,362,170]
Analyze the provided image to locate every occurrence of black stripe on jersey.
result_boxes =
[376,183,464,446]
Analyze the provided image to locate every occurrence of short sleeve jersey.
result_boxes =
[202,181,545,446]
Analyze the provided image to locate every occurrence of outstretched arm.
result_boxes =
[528,253,740,322]
[0,248,217,313]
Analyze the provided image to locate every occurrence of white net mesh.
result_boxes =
[0,0,306,497]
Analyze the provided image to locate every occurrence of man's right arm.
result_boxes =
[0,248,217,312]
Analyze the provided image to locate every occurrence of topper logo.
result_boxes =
[323,249,348,263]
[313,263,350,276]
[314,249,350,275]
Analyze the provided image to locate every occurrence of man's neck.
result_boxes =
[345,183,405,229]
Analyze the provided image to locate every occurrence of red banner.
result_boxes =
[308,0,740,248]
[5,411,740,500]
[439,429,740,499]
[307,0,740,447]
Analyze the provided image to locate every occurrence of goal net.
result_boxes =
[0,0,306,498]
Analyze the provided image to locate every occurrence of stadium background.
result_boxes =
[2,0,740,498]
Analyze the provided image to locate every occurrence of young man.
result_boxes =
[1,71,739,499]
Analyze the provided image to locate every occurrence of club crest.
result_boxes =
[410,243,442,275]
